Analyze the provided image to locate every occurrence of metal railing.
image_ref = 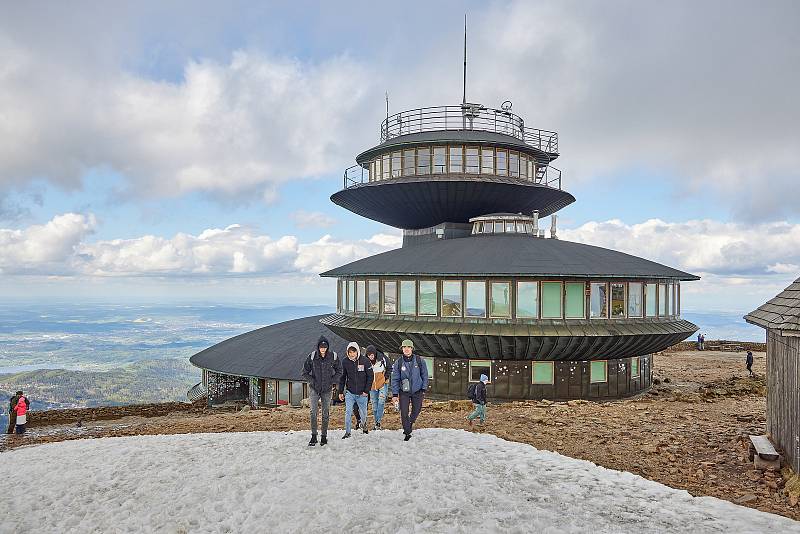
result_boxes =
[343,163,562,189]
[380,104,558,154]
[187,382,207,402]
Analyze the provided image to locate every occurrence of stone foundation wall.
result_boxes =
[663,340,766,353]
[28,401,205,428]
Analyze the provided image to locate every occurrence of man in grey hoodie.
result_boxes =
[301,336,342,446]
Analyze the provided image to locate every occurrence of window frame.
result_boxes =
[628,282,643,318]
[630,356,640,379]
[541,280,564,319]
[366,279,380,314]
[399,279,417,316]
[532,361,555,385]
[355,280,366,313]
[564,281,586,319]
[418,279,439,317]
[610,282,626,318]
[416,146,431,175]
[590,360,608,384]
[347,280,355,312]
[468,360,492,383]
[441,279,463,317]
[448,145,464,173]
[590,282,609,319]
[382,280,397,315]
[516,280,539,319]
[645,282,657,317]
[489,280,512,318]
[465,280,487,318]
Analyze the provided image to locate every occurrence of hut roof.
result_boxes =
[189,315,348,381]
[744,276,800,332]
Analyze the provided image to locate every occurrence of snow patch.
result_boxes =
[1,429,797,533]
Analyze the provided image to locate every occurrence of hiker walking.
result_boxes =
[301,336,342,447]
[391,339,429,441]
[339,342,373,439]
[467,374,489,427]
[746,350,754,377]
[365,345,390,430]
[13,394,28,435]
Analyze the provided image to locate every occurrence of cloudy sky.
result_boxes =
[1,0,798,310]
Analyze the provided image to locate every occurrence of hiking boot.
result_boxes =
[374,422,381,430]
[308,436,318,446]
[341,432,351,439]
[404,433,411,441]
[354,421,361,430]
[363,427,369,434]
[320,436,328,446]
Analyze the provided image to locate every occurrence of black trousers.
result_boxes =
[399,390,424,435]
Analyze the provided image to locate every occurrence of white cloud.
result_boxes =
[560,218,800,277]
[0,214,399,277]
[290,210,337,229]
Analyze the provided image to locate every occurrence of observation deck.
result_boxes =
[331,103,573,229]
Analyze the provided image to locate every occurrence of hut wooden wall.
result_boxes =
[766,329,800,472]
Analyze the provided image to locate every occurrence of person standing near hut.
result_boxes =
[302,336,342,447]
[365,345,390,430]
[467,374,489,427]
[391,339,429,441]
[746,350,754,377]
[6,391,26,434]
[339,342,373,439]
[13,394,28,434]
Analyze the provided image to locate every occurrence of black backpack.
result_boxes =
[466,383,478,401]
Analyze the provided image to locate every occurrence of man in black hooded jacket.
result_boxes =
[301,336,342,446]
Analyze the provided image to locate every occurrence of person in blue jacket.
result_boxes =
[391,339,428,441]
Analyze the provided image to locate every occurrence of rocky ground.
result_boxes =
[3,349,798,522]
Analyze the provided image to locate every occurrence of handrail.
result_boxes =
[379,104,558,154]
[343,163,563,190]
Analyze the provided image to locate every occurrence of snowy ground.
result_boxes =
[1,429,798,534]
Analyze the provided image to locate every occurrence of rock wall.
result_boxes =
[663,340,766,353]
[28,401,206,428]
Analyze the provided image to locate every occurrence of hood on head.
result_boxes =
[317,335,330,349]
[346,341,361,357]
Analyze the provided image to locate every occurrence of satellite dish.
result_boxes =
[501,100,513,112]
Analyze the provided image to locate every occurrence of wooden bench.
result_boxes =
[749,435,780,461]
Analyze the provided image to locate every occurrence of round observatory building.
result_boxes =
[190,103,698,406]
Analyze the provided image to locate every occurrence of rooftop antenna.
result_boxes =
[462,14,467,105]
[385,91,389,121]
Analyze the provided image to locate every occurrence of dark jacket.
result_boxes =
[746,352,754,365]
[474,381,487,405]
[391,353,429,396]
[339,354,374,396]
[301,338,343,396]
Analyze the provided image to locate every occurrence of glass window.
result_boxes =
[515,221,525,233]
[516,281,539,318]
[541,281,563,319]
[590,361,607,383]
[347,280,355,312]
[505,221,515,233]
[465,281,486,317]
[672,283,677,315]
[367,280,379,313]
[490,282,511,317]
[449,146,463,173]
[418,280,438,316]
[399,280,416,315]
[442,280,463,317]
[631,357,639,378]
[465,147,479,173]
[402,149,415,176]
[433,146,447,174]
[382,154,390,180]
[496,149,508,175]
[421,357,434,381]
[494,221,504,233]
[610,283,625,318]
[590,282,608,318]
[469,360,491,383]
[524,222,533,234]
[677,283,681,315]
[369,160,376,181]
[383,281,397,314]
[290,382,304,407]
[481,147,494,174]
[337,279,343,312]
[416,146,431,175]
[277,380,290,405]
[528,160,535,181]
[532,362,554,385]
[659,283,668,316]
[356,280,366,312]
[520,154,528,179]
[509,151,520,178]
[391,151,401,178]
[628,282,643,317]
[565,282,585,319]
[645,283,657,317]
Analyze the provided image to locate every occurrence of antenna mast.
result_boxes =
[385,91,389,120]
[462,14,467,105]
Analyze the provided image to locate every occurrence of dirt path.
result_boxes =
[4,350,797,521]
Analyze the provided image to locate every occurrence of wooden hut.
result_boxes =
[745,275,800,472]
